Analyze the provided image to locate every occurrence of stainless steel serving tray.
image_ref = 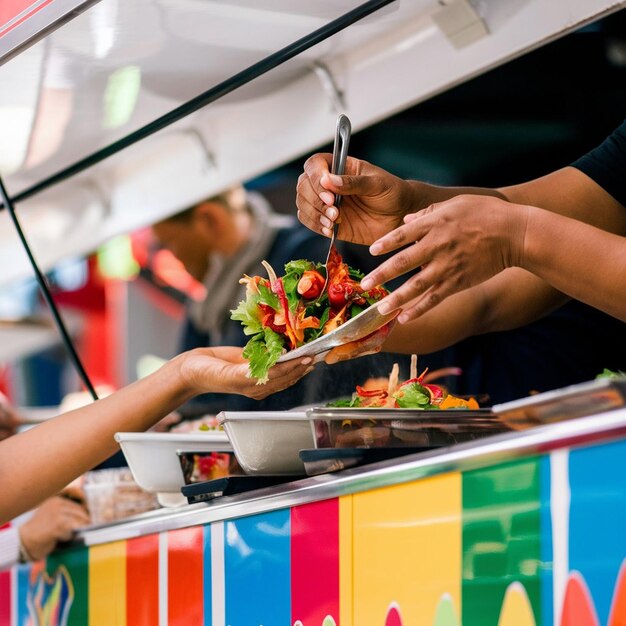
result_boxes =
[492,377,626,430]
[306,407,507,448]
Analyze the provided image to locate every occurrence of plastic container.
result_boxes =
[306,407,507,449]
[115,431,232,493]
[217,411,312,475]
[177,450,242,485]
[83,468,159,524]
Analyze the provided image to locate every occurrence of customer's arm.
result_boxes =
[0,347,312,523]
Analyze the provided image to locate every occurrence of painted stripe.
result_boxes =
[224,509,291,626]
[462,458,542,626]
[0,0,54,38]
[126,534,159,626]
[291,499,339,625]
[339,496,353,626]
[159,532,168,626]
[47,547,89,626]
[88,541,126,626]
[211,522,225,626]
[15,565,31,626]
[569,439,626,625]
[352,473,462,626]
[0,571,9,626]
[167,526,204,626]
[550,449,569,626]
[202,526,211,626]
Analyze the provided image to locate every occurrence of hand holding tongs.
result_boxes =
[317,114,352,301]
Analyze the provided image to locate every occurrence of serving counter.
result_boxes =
[2,408,625,626]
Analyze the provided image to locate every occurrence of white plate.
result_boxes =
[115,431,231,494]
[217,411,313,475]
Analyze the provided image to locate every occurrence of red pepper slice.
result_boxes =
[271,277,298,349]
[356,385,388,398]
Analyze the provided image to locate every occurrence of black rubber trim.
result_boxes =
[0,175,98,399]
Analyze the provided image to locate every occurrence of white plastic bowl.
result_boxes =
[115,431,232,495]
[217,411,313,475]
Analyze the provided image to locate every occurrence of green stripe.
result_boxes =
[462,457,542,626]
[47,544,89,625]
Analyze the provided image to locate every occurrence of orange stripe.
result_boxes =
[126,534,159,626]
[168,527,204,626]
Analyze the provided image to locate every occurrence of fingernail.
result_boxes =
[398,313,409,324]
[360,277,374,290]
[320,216,332,229]
[319,191,334,206]
[328,174,343,187]
[301,357,313,365]
[369,243,382,255]
[325,207,338,220]
[322,226,332,237]
[378,302,391,314]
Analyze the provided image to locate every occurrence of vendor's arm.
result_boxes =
[381,269,568,354]
[0,347,312,523]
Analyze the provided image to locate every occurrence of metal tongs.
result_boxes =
[317,113,352,301]
[277,114,399,363]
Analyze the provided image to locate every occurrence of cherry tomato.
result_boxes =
[297,270,325,300]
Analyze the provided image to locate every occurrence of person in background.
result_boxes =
[152,186,413,413]
[296,121,626,401]
[0,495,90,570]
[0,345,312,524]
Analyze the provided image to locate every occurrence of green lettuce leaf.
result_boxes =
[242,327,285,384]
[230,295,263,336]
[596,368,626,380]
[394,383,439,409]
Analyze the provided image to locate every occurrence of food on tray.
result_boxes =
[231,248,388,382]
[179,451,238,484]
[170,415,223,433]
[329,355,479,410]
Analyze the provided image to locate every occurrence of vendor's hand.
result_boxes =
[360,195,529,323]
[0,392,21,441]
[19,496,90,561]
[296,154,420,245]
[179,346,314,400]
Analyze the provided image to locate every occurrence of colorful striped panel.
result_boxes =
[224,509,291,626]
[88,541,126,626]
[352,473,462,626]
[462,457,545,626]
[15,564,32,626]
[167,526,204,626]
[127,534,159,625]
[569,439,626,625]
[291,499,339,625]
[46,546,88,626]
[339,496,353,626]
[203,525,212,626]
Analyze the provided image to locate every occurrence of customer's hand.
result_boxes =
[361,195,529,323]
[0,392,21,441]
[19,496,91,561]
[296,154,420,245]
[178,346,314,399]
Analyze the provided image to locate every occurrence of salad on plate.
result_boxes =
[231,248,388,382]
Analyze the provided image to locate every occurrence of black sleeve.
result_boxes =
[571,119,626,207]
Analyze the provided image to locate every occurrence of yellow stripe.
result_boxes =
[339,495,353,626]
[89,541,127,626]
[352,473,462,626]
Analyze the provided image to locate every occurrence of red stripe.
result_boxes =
[0,571,10,626]
[168,527,204,626]
[291,499,340,625]
[0,0,55,38]
[126,535,159,626]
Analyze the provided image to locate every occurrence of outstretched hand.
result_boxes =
[360,195,529,323]
[179,346,314,400]
[296,154,419,246]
